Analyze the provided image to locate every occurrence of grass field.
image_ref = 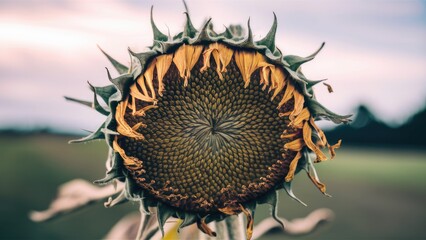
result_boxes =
[0,134,425,239]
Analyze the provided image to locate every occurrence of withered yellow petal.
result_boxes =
[197,217,216,237]
[217,43,233,73]
[173,44,187,79]
[303,121,327,162]
[115,100,145,140]
[284,138,305,151]
[270,67,287,100]
[289,107,310,129]
[328,139,342,159]
[143,60,157,100]
[201,43,223,79]
[240,204,254,240]
[128,95,137,115]
[133,104,158,117]
[173,44,203,87]
[135,74,150,97]
[280,132,298,139]
[279,111,291,117]
[285,151,302,182]
[259,65,271,90]
[217,202,242,215]
[200,43,233,80]
[234,51,264,88]
[278,83,295,109]
[113,138,142,170]
[309,117,328,147]
[289,90,305,121]
[131,122,146,131]
[130,83,155,103]
[155,54,173,96]
[307,171,327,194]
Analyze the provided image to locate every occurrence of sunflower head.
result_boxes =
[68,7,350,239]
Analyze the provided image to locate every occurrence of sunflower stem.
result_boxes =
[224,215,246,240]
[215,219,229,240]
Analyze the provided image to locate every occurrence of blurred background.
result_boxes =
[0,0,425,239]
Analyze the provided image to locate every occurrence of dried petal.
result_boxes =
[240,204,254,240]
[156,54,173,96]
[115,98,145,140]
[303,121,327,162]
[328,139,342,159]
[197,217,216,237]
[234,51,264,87]
[290,90,305,121]
[278,83,295,109]
[284,138,305,151]
[173,44,203,86]
[323,82,334,93]
[285,151,302,182]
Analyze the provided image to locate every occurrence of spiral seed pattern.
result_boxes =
[118,58,299,213]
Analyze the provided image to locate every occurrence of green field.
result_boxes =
[1,134,425,239]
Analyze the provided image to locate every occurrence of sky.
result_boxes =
[0,0,425,133]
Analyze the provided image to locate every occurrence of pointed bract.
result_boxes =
[93,85,117,104]
[307,98,352,124]
[150,6,168,43]
[284,181,307,206]
[284,43,325,71]
[64,96,92,108]
[178,213,198,232]
[257,190,285,228]
[307,42,325,58]
[221,25,234,39]
[106,68,133,98]
[98,45,129,75]
[156,202,175,237]
[236,18,255,48]
[69,125,105,144]
[88,82,110,115]
[256,13,277,52]
[191,18,212,44]
[183,12,197,38]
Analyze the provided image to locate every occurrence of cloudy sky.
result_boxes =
[0,0,425,132]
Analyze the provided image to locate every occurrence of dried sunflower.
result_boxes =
[67,7,350,239]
